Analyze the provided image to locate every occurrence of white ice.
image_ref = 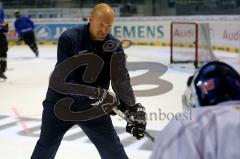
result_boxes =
[0,45,239,159]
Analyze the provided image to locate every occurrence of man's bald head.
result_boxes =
[89,3,115,41]
[91,3,114,19]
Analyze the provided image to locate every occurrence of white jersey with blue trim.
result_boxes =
[150,101,240,159]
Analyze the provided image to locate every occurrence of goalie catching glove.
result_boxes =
[125,103,147,140]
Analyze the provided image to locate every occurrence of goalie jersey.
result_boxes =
[150,101,240,159]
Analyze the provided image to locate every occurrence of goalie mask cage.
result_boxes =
[170,22,217,68]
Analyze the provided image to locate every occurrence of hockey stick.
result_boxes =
[112,107,155,142]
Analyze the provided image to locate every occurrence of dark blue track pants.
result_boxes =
[31,100,128,159]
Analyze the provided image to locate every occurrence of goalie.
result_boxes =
[151,61,240,159]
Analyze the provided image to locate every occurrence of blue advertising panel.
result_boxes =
[35,24,83,41]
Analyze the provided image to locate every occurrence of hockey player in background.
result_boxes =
[31,3,146,159]
[0,8,8,79]
[14,10,39,57]
[151,61,240,159]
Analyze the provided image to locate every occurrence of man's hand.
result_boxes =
[91,89,119,114]
[125,103,146,140]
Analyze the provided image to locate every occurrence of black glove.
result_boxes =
[90,89,120,114]
[125,103,146,140]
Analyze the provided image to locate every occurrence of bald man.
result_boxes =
[31,3,146,159]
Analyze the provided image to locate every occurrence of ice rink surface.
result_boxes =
[0,45,239,159]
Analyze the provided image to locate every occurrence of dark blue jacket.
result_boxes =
[0,8,4,33]
[14,16,34,36]
[0,8,4,23]
[45,24,135,109]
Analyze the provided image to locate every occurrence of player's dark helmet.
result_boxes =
[182,61,240,110]
[14,10,21,18]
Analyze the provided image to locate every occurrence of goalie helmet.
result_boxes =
[182,61,240,109]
